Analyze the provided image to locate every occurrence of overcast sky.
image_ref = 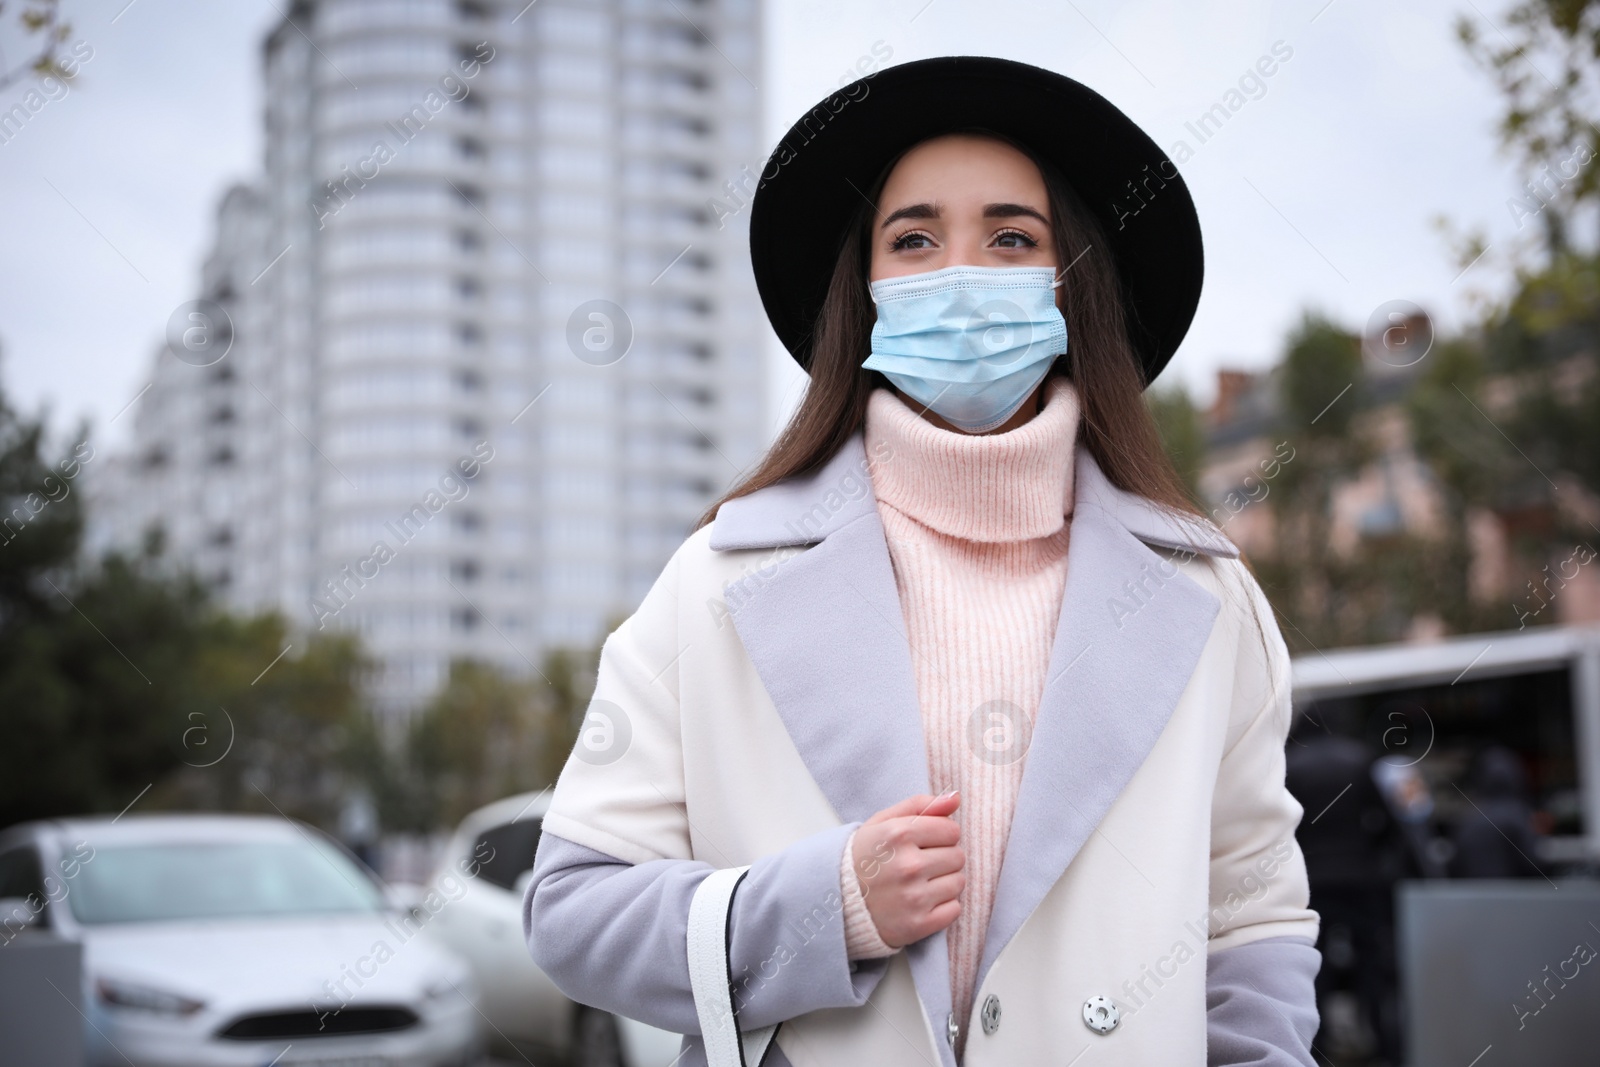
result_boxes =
[0,0,1537,451]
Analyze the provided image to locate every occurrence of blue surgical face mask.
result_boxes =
[862,264,1067,433]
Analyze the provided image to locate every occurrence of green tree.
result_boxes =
[1486,255,1600,493]
[1250,312,1429,651]
[1,541,377,830]
[1456,0,1600,257]
[0,540,213,827]
[1404,337,1527,633]
[1452,0,1600,504]
[404,660,542,831]
[1443,1,1600,632]
[0,373,376,832]
[1147,383,1206,500]
[1269,310,1370,569]
[0,0,73,91]
[0,374,207,826]
[0,373,82,629]
[152,615,373,829]
[391,638,603,832]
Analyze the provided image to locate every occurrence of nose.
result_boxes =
[915,230,988,272]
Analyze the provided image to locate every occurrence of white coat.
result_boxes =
[523,429,1322,1066]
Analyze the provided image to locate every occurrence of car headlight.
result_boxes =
[423,973,474,1003]
[95,977,205,1016]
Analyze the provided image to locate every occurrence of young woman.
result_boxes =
[524,56,1321,1067]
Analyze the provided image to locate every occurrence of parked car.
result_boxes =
[417,791,682,1066]
[0,813,482,1067]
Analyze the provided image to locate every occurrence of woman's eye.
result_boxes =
[889,230,934,252]
[993,228,1039,249]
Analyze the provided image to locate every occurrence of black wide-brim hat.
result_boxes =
[748,55,1203,388]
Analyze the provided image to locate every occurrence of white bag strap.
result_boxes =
[687,865,778,1067]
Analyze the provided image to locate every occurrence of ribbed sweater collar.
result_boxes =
[863,374,1081,543]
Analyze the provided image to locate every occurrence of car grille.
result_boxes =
[218,1006,419,1039]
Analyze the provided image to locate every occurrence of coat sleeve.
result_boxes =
[521,534,893,1035]
[1204,559,1323,1067]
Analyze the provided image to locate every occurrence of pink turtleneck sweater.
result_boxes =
[839,373,1082,1058]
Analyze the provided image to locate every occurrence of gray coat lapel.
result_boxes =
[711,433,930,822]
[711,433,957,1066]
[709,429,1238,1053]
[973,446,1235,993]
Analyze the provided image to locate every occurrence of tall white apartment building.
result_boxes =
[95,0,767,716]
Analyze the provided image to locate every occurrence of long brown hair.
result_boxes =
[693,130,1203,532]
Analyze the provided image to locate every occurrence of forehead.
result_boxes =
[878,134,1049,204]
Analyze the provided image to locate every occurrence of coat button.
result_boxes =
[1083,995,1120,1034]
[980,993,1002,1034]
[946,1011,958,1047]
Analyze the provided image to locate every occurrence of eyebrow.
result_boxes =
[879,201,1050,229]
[880,202,939,229]
[983,202,1050,224]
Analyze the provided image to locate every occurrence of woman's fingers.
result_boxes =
[854,790,967,946]
[863,790,960,825]
[915,790,961,819]
[862,795,925,825]
[921,868,965,904]
[887,893,963,947]
[914,844,966,881]
[891,812,962,850]
[922,898,962,935]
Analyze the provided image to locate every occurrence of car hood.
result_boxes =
[82,912,471,1010]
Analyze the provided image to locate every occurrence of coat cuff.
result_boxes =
[839,826,900,960]
[524,823,892,1034]
[1205,934,1322,1066]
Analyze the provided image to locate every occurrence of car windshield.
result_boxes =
[67,839,386,925]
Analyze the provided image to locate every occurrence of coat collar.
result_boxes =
[708,429,1239,558]
[709,430,1236,1062]
[707,430,883,551]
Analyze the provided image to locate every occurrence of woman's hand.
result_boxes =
[850,791,965,948]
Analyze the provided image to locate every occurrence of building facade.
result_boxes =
[1196,342,1600,640]
[93,0,767,716]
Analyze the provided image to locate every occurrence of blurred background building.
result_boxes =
[90,0,767,718]
[1195,314,1600,640]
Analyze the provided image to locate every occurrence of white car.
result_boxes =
[417,791,683,1066]
[0,813,482,1067]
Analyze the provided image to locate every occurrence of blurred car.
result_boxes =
[0,813,481,1067]
[417,791,682,1066]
